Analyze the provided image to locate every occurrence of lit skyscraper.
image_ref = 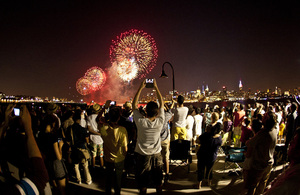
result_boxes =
[239,80,243,91]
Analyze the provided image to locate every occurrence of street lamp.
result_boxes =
[160,61,175,98]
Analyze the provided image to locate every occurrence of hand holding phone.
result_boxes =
[14,108,20,116]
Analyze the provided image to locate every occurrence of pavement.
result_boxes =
[66,151,285,195]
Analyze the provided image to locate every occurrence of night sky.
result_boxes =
[1,1,300,103]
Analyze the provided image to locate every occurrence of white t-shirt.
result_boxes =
[172,106,188,128]
[275,112,282,135]
[133,107,165,155]
[186,115,194,141]
[80,114,87,128]
[88,114,103,145]
[193,114,203,136]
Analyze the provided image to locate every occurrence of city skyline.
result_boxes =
[1,78,297,104]
[1,1,300,103]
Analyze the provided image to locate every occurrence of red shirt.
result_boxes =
[233,110,245,127]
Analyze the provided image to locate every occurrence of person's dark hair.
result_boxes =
[73,109,82,121]
[146,101,159,118]
[246,110,251,117]
[257,113,263,121]
[188,105,195,115]
[177,95,184,105]
[269,105,274,110]
[291,102,298,112]
[240,104,244,110]
[42,114,58,133]
[63,110,74,121]
[264,111,277,130]
[224,111,230,119]
[195,107,202,115]
[244,118,250,126]
[252,118,263,134]
[109,106,121,123]
[226,107,233,117]
[275,105,281,112]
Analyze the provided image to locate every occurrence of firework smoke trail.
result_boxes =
[90,64,136,105]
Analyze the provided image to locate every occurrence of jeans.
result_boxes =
[105,160,125,195]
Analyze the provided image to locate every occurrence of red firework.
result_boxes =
[84,66,106,91]
[110,29,158,80]
[76,77,92,95]
[76,67,106,95]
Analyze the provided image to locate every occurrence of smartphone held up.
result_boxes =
[13,108,20,116]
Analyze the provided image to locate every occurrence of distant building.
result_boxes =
[239,80,243,91]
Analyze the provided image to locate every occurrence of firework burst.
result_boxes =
[76,66,106,95]
[110,29,158,81]
[76,77,91,95]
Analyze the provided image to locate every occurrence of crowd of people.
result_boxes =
[1,79,300,195]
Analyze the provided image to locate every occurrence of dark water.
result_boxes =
[185,97,295,109]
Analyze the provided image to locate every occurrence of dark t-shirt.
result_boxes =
[197,132,222,163]
[38,132,58,161]
[67,123,89,149]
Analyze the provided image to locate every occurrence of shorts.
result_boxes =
[135,152,163,188]
[161,139,170,161]
[46,159,68,180]
[90,143,103,158]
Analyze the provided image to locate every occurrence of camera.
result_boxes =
[13,108,20,116]
[145,78,154,88]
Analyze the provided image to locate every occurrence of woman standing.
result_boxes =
[39,114,67,195]
[196,112,222,189]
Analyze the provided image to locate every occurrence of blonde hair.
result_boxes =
[211,112,219,124]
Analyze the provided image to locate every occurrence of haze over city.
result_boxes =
[1,1,300,103]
